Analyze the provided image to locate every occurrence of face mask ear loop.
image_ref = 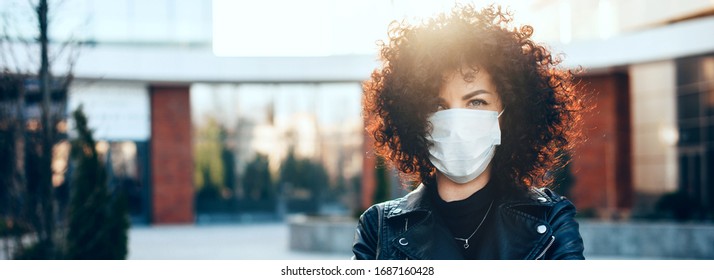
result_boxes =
[497,107,506,118]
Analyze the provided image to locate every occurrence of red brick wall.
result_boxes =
[571,73,633,216]
[361,128,377,211]
[150,85,194,224]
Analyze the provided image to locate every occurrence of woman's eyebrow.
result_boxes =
[462,90,492,100]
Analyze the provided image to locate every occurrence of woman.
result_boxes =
[353,4,586,260]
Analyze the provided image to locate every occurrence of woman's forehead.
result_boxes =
[440,68,495,90]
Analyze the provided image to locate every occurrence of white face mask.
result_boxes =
[426,108,502,184]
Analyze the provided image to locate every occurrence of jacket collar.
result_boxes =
[386,184,554,219]
[385,183,554,219]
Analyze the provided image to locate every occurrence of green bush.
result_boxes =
[64,106,129,259]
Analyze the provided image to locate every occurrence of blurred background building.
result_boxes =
[1,0,713,235]
[530,0,714,221]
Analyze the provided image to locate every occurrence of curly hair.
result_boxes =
[362,4,585,193]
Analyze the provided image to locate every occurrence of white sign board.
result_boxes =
[68,82,150,141]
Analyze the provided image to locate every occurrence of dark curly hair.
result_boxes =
[363,4,585,193]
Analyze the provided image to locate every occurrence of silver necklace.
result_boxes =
[453,200,494,249]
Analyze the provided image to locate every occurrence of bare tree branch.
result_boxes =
[2,2,39,74]
[1,12,26,74]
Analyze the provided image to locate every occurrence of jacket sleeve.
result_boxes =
[352,204,381,260]
[546,197,585,260]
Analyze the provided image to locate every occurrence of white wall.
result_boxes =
[67,81,150,141]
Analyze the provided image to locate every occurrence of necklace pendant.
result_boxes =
[463,243,469,249]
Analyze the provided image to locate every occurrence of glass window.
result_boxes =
[190,82,363,218]
[677,93,700,121]
[96,140,150,223]
[675,54,714,219]
[676,57,701,87]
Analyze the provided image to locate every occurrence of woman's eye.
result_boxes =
[468,99,486,107]
[436,104,447,111]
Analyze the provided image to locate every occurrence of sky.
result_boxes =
[212,0,536,57]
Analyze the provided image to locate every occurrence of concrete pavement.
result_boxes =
[128,222,353,260]
[128,222,664,260]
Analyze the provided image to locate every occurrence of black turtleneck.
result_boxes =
[430,181,496,259]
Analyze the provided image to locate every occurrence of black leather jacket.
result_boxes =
[352,184,585,260]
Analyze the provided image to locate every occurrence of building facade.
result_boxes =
[2,0,713,224]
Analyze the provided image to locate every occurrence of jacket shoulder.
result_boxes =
[528,187,568,204]
[353,196,410,260]
[517,188,584,259]
[503,187,578,222]
[366,197,406,218]
[357,196,408,230]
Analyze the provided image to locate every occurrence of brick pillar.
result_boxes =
[361,129,377,211]
[571,73,633,218]
[150,85,194,224]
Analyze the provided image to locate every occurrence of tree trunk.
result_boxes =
[11,76,27,258]
[37,0,55,258]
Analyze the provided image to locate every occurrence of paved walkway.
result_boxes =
[129,222,652,260]
[128,222,353,260]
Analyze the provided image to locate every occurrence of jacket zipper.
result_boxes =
[535,236,555,260]
[404,218,409,260]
